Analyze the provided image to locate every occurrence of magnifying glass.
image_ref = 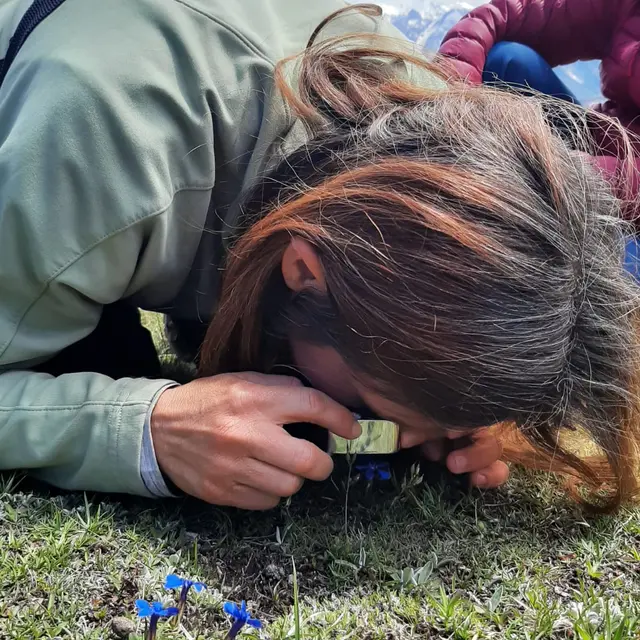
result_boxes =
[328,415,400,455]
[328,413,474,490]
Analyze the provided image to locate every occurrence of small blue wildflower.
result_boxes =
[136,600,179,619]
[136,600,178,640]
[356,461,391,482]
[223,600,262,639]
[164,573,206,596]
[164,573,206,624]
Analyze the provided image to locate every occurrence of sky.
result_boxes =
[361,0,483,15]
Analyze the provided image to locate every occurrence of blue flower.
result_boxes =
[223,600,262,639]
[164,573,206,625]
[164,573,207,595]
[136,600,179,619]
[135,600,178,640]
[356,461,391,482]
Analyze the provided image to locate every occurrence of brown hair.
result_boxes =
[199,4,640,511]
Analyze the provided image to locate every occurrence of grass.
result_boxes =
[0,313,639,639]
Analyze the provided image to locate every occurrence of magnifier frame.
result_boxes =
[328,418,400,455]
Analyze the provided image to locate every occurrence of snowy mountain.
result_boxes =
[369,1,604,104]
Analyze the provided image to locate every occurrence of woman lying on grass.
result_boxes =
[0,1,638,513]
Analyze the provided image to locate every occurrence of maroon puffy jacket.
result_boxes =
[438,0,640,221]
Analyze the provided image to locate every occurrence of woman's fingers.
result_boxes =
[438,429,510,489]
[228,485,282,511]
[247,423,335,482]
[226,372,360,440]
[239,457,306,497]
[254,383,361,440]
[445,431,503,475]
[471,460,510,488]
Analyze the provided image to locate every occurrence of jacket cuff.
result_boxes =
[140,382,180,498]
[109,378,181,497]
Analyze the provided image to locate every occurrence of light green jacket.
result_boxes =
[0,0,444,496]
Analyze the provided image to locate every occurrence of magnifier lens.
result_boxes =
[328,413,400,455]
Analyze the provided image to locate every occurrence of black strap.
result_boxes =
[0,0,67,89]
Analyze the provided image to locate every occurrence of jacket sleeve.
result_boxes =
[438,0,634,84]
[0,41,198,496]
[0,229,177,496]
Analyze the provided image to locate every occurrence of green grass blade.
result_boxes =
[292,557,300,640]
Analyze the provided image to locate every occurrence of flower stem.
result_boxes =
[146,616,159,640]
[175,600,186,628]
[344,453,356,535]
[224,619,245,640]
[173,586,188,628]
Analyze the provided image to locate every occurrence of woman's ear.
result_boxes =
[281,237,327,293]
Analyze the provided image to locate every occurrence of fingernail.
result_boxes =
[452,454,466,473]
[353,421,362,437]
[475,473,487,487]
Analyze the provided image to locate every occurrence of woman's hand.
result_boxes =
[422,428,510,489]
[151,372,360,510]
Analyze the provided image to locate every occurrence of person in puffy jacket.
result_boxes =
[0,1,639,513]
[439,0,640,219]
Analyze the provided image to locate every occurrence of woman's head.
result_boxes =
[199,4,640,510]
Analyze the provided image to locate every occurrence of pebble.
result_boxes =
[111,617,136,638]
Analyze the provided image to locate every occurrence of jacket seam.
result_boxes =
[0,183,213,359]
[113,386,128,487]
[171,0,276,66]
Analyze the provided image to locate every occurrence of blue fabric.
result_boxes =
[625,237,640,281]
[483,42,579,104]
